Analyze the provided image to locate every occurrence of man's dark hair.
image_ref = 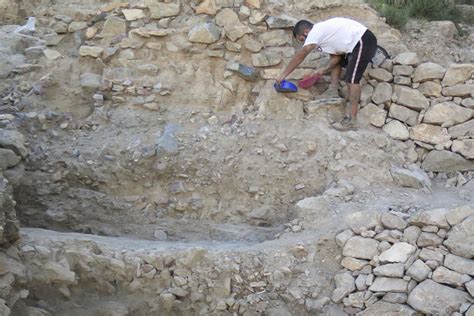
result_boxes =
[293,20,314,38]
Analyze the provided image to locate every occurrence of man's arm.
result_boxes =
[311,54,342,77]
[276,44,316,83]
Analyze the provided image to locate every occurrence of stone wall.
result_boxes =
[0,130,26,315]
[359,55,474,173]
[30,0,472,174]
[335,206,474,315]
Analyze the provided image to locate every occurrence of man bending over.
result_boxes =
[276,17,377,131]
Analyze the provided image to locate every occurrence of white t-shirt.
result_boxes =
[303,17,367,55]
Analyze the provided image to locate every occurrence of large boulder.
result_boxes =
[409,124,451,147]
[442,63,474,87]
[393,85,429,111]
[407,279,469,314]
[423,102,473,127]
[422,150,474,172]
[444,215,474,259]
[412,62,445,83]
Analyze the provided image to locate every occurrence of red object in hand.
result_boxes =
[298,74,321,89]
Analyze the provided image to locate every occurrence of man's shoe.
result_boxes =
[332,118,358,131]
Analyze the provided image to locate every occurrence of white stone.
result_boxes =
[379,242,416,263]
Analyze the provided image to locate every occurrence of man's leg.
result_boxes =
[330,64,342,89]
[348,83,361,119]
[332,30,377,131]
[317,56,342,99]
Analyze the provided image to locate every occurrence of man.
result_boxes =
[276,17,377,131]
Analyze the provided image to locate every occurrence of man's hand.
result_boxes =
[275,76,285,85]
[310,69,324,78]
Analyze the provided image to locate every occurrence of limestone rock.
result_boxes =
[0,130,27,158]
[101,17,127,37]
[466,280,474,296]
[445,216,474,259]
[462,98,474,108]
[442,84,474,97]
[393,65,414,76]
[188,23,221,44]
[336,230,354,248]
[68,21,88,32]
[383,120,409,140]
[122,9,145,21]
[368,68,393,82]
[245,0,261,8]
[244,39,263,53]
[359,301,417,316]
[401,226,421,245]
[341,257,369,271]
[409,208,449,228]
[423,101,473,126]
[406,259,431,282]
[412,62,445,83]
[419,81,442,97]
[442,64,474,87]
[393,85,429,111]
[417,232,444,247]
[372,82,392,104]
[345,211,380,234]
[216,8,252,41]
[393,52,420,66]
[259,30,290,47]
[231,63,260,81]
[446,205,474,226]
[382,293,408,304]
[343,236,379,260]
[369,277,408,292]
[359,103,387,127]
[448,119,474,138]
[373,263,404,278]
[80,73,102,89]
[407,279,469,314]
[452,139,474,159]
[381,213,407,230]
[444,253,474,275]
[331,272,355,303]
[195,0,217,15]
[432,266,471,287]
[409,124,451,147]
[379,242,416,263]
[148,2,180,19]
[422,150,474,172]
[79,46,104,58]
[294,196,332,229]
[252,52,281,67]
[43,49,61,60]
[0,149,20,170]
[390,165,431,189]
[265,15,298,29]
[419,248,444,263]
[389,104,418,126]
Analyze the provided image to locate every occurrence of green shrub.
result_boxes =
[368,0,469,29]
[409,0,462,22]
[368,0,410,29]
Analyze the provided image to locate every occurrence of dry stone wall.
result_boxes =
[335,205,474,315]
[359,55,474,173]
[20,0,472,175]
[0,130,27,315]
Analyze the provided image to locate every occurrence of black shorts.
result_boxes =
[341,30,377,84]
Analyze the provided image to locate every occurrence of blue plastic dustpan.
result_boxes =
[274,80,298,93]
